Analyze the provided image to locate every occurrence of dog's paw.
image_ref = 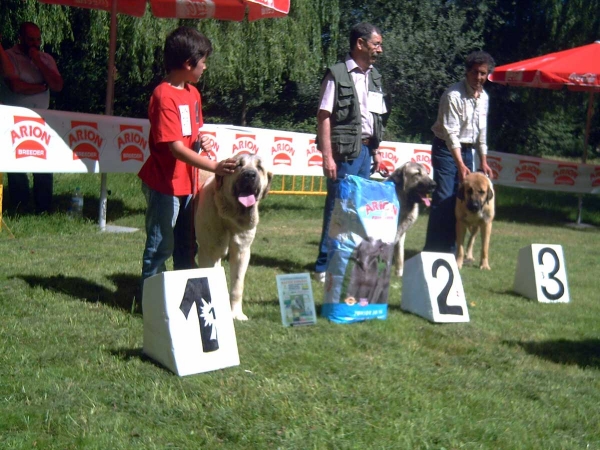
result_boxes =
[232,312,249,321]
[479,261,491,270]
[231,304,249,321]
[456,259,464,269]
[464,257,475,265]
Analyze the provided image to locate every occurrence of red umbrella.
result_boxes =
[36,0,290,230]
[489,40,600,224]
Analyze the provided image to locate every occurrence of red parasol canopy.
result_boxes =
[38,0,290,21]
[35,0,290,230]
[489,40,600,92]
[489,41,600,224]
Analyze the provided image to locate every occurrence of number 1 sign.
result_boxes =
[142,267,240,376]
[401,252,470,323]
[513,244,570,303]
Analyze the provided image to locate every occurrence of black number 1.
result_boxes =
[432,259,463,316]
[538,248,565,301]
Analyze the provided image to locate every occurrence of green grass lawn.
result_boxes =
[1,173,599,449]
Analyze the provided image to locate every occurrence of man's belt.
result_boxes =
[460,142,474,150]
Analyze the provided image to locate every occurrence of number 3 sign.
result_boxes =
[401,252,470,323]
[513,244,570,303]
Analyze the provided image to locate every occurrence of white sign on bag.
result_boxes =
[142,267,240,376]
[401,252,470,323]
[513,244,570,303]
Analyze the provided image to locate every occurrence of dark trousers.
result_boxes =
[7,173,54,214]
[314,144,372,273]
[423,138,474,254]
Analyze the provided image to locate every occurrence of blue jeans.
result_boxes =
[424,138,474,254]
[314,144,372,273]
[141,183,198,287]
[7,173,53,213]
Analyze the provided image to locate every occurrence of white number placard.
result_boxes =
[401,252,469,323]
[513,244,570,303]
[142,267,240,376]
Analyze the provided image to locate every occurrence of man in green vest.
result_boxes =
[313,22,387,283]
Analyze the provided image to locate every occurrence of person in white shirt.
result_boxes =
[424,51,495,254]
[2,22,63,214]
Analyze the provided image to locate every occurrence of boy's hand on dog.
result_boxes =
[215,158,237,176]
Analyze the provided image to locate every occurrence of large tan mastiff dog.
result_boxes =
[195,153,272,320]
[455,172,495,270]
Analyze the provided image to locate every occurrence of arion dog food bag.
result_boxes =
[322,175,400,324]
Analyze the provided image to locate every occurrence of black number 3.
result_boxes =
[432,259,463,315]
[538,248,565,301]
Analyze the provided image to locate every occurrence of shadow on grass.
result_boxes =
[16,273,141,314]
[251,253,313,273]
[2,194,145,222]
[504,339,600,369]
[108,348,178,374]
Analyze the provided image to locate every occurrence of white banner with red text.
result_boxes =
[1,105,599,194]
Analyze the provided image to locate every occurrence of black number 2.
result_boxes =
[432,259,463,316]
[538,248,565,301]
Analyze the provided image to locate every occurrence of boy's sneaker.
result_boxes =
[312,272,326,283]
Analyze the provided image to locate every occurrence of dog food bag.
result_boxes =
[322,175,400,324]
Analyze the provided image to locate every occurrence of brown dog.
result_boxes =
[455,172,495,270]
[387,162,436,277]
[195,153,273,320]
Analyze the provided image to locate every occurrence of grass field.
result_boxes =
[1,173,599,449]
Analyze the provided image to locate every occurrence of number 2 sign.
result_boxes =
[401,252,470,323]
[513,244,570,303]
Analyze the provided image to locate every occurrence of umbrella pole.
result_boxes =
[576,92,596,225]
[98,0,118,231]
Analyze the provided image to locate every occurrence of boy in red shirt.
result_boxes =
[138,26,235,289]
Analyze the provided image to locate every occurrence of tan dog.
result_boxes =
[455,172,495,270]
[195,153,273,320]
[387,162,436,277]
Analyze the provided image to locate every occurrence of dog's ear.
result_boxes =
[486,183,494,204]
[215,175,224,190]
[457,182,465,201]
[261,171,274,200]
[388,168,405,191]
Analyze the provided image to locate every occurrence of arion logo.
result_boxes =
[515,160,542,183]
[411,149,432,174]
[364,200,398,219]
[116,125,147,162]
[232,133,259,156]
[306,139,322,167]
[200,131,219,160]
[11,116,51,160]
[487,155,503,179]
[378,146,398,175]
[553,164,578,186]
[68,121,103,161]
[271,136,294,166]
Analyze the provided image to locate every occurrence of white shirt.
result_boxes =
[431,79,489,155]
[319,54,387,138]
[0,45,59,109]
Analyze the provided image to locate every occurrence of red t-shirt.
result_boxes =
[138,81,203,195]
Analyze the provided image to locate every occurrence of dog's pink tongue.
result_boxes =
[238,194,256,207]
[422,196,431,207]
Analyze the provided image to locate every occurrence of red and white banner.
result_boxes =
[2,105,599,194]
